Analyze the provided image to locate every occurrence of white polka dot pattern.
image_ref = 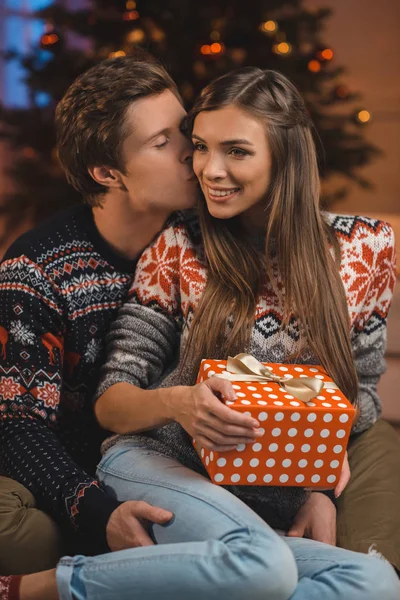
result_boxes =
[194,359,355,488]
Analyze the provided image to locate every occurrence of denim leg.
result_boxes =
[284,536,400,600]
[55,441,399,600]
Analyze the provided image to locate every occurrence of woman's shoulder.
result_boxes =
[165,209,201,239]
[323,211,395,254]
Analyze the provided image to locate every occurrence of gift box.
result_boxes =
[193,354,356,488]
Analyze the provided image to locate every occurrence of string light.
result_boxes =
[127,29,145,43]
[201,43,224,55]
[273,42,292,55]
[308,59,321,73]
[320,48,333,61]
[40,33,59,46]
[260,20,278,34]
[356,110,371,123]
[210,42,222,53]
[109,50,126,58]
[123,10,139,21]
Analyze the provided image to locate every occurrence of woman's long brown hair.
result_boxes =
[183,67,359,403]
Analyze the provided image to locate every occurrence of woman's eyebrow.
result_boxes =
[192,133,254,146]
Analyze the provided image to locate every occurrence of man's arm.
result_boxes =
[0,254,120,550]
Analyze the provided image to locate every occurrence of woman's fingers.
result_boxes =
[198,424,257,448]
[334,451,351,498]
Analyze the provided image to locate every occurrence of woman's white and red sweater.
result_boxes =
[97,210,396,529]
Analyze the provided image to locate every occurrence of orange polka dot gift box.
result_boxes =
[193,354,356,488]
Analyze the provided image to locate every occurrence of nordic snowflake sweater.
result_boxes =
[98,210,397,530]
[0,205,137,550]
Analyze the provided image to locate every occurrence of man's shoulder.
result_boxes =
[2,204,90,266]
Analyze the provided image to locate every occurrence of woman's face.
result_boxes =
[192,105,271,224]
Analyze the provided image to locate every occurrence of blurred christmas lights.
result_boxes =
[356,110,371,123]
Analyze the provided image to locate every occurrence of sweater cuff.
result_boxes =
[74,482,122,552]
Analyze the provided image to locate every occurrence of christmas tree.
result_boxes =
[0,0,378,246]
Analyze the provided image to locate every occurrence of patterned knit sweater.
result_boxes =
[98,210,397,530]
[0,205,136,550]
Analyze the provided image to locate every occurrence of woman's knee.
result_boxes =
[223,530,297,600]
[358,557,400,600]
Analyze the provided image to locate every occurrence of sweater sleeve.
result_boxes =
[350,223,397,434]
[0,254,119,550]
[95,221,183,398]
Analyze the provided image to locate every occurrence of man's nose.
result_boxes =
[181,136,194,165]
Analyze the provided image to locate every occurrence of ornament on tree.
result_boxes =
[355,109,371,124]
[0,0,380,245]
[40,29,61,51]
[260,20,278,34]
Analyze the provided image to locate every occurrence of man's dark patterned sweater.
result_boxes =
[0,204,136,550]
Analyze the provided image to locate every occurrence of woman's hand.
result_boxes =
[334,450,350,498]
[174,377,262,452]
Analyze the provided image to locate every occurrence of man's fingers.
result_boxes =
[131,523,155,547]
[130,501,173,525]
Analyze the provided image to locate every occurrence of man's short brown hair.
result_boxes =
[55,55,180,205]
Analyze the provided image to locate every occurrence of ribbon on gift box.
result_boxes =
[214,353,339,404]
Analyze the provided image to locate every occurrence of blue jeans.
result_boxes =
[56,441,400,600]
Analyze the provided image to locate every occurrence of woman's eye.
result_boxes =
[193,142,207,152]
[230,147,247,157]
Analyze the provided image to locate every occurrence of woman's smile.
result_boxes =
[205,185,241,202]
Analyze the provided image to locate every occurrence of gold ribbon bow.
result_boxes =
[214,353,339,404]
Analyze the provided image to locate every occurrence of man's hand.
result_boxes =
[287,492,337,545]
[106,500,174,551]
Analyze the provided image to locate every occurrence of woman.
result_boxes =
[92,67,398,598]
[3,67,396,600]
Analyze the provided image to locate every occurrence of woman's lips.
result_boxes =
[206,186,240,202]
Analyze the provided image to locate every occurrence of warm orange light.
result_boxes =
[110,50,126,58]
[41,33,59,45]
[211,42,222,53]
[356,110,371,123]
[273,42,291,55]
[308,59,321,73]
[200,44,211,55]
[321,48,333,60]
[127,28,145,43]
[126,0,136,8]
[123,10,139,21]
[263,20,277,32]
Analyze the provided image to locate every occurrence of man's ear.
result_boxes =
[88,166,127,191]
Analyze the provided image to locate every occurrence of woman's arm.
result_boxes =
[351,222,397,434]
[94,216,260,446]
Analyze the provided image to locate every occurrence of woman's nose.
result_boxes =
[203,155,227,180]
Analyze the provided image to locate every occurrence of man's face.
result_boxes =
[120,89,199,213]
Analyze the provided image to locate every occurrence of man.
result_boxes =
[0,55,197,573]
[0,55,399,577]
